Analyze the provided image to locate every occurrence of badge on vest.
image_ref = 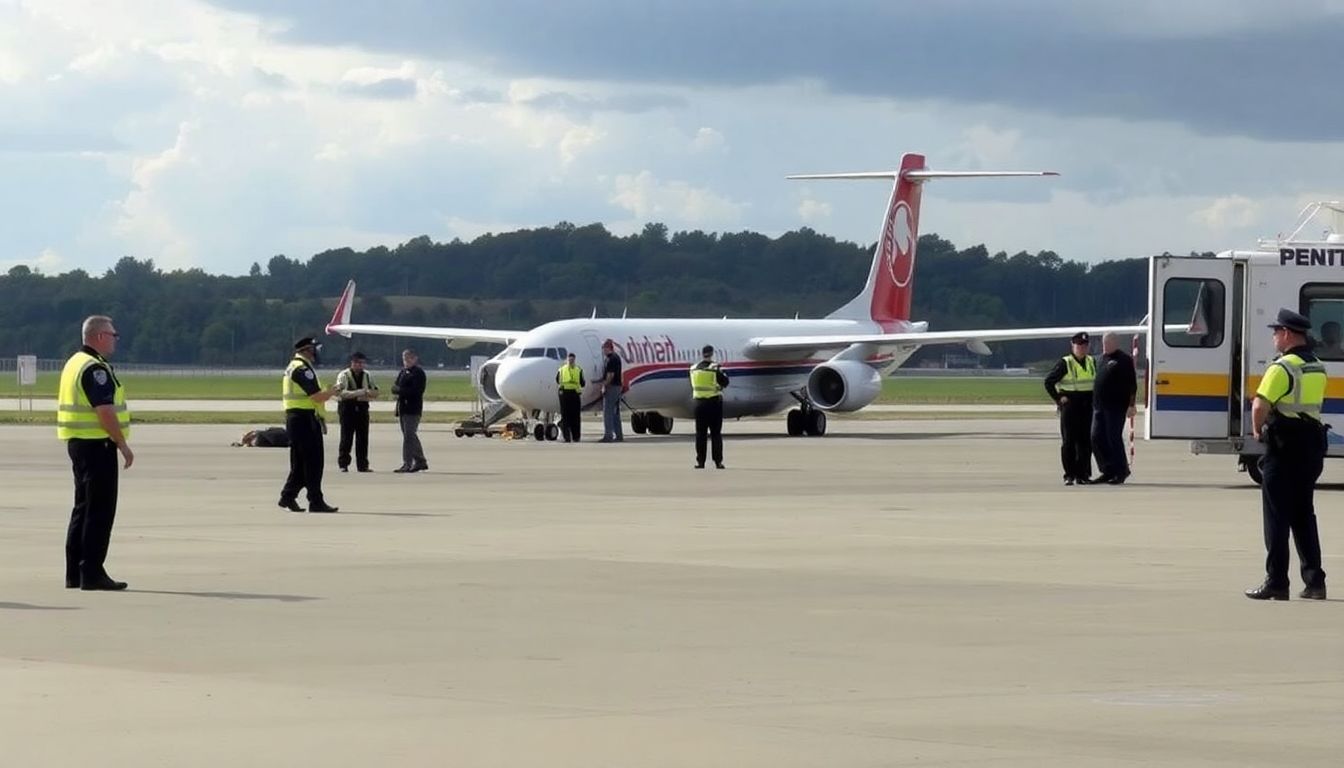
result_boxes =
[93,369,108,386]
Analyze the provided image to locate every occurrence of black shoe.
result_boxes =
[1244,581,1290,601]
[1093,474,1113,484]
[412,463,428,472]
[65,577,80,589]
[393,466,412,473]
[695,462,705,469]
[357,467,372,473]
[80,576,128,591]
[308,503,339,513]
[1106,474,1127,485]
[1076,476,1094,485]
[1300,584,1327,600]
[1063,477,1075,486]
[278,499,304,512]
[339,467,349,473]
[715,462,725,469]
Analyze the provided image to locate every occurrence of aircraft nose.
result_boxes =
[494,358,554,409]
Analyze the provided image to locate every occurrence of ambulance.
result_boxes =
[1146,201,1344,484]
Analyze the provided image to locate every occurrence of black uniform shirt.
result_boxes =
[289,358,321,397]
[604,352,623,386]
[78,345,118,407]
[1094,350,1138,410]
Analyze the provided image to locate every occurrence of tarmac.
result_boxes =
[1,417,1340,767]
[0,398,1057,413]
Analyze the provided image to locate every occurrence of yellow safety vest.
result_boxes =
[1056,355,1096,392]
[1270,353,1327,421]
[56,351,131,440]
[557,364,583,391]
[690,364,722,399]
[282,356,320,411]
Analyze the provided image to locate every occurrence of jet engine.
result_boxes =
[805,360,882,412]
[478,360,503,401]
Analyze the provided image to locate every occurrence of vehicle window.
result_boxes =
[520,348,545,358]
[1301,283,1344,361]
[1162,278,1224,348]
[557,348,567,359]
[545,348,558,360]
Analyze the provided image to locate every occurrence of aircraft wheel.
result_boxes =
[647,412,670,435]
[533,424,546,441]
[804,410,827,436]
[786,409,804,436]
[661,416,674,434]
[631,411,648,435]
[545,423,559,441]
[454,428,465,437]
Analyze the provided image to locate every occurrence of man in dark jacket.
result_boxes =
[392,348,428,473]
[1091,332,1138,484]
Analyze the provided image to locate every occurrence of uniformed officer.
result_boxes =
[1044,332,1096,485]
[334,351,378,472]
[1246,308,1329,601]
[555,352,586,442]
[57,315,134,590]
[278,337,340,513]
[690,344,730,469]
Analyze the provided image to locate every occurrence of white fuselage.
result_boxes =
[487,317,920,419]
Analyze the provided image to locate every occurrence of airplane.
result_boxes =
[326,152,1145,440]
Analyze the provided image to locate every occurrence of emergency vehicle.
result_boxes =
[1146,201,1344,484]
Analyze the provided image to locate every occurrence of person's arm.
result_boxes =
[334,370,361,401]
[293,365,337,404]
[1043,359,1067,403]
[81,365,133,468]
[1252,363,1290,440]
[579,370,586,387]
[410,368,427,398]
[716,366,729,388]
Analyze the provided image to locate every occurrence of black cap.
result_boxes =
[1268,308,1311,333]
[349,351,367,361]
[1070,332,1090,345]
[701,344,714,356]
[294,336,321,351]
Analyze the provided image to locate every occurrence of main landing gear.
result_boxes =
[631,411,674,435]
[786,400,826,437]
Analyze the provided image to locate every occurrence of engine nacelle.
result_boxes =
[478,360,503,401]
[806,360,882,412]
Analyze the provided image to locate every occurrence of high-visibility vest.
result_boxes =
[557,364,583,391]
[1270,353,1326,421]
[56,351,131,440]
[282,356,320,411]
[690,364,722,399]
[1056,355,1096,392]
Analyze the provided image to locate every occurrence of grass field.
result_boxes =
[2,373,1049,405]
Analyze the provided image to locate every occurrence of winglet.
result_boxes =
[326,280,356,337]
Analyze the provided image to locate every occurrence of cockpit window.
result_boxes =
[545,348,559,360]
[520,348,545,358]
[503,347,522,358]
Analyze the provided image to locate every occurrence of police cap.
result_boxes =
[349,351,367,361]
[1070,331,1089,345]
[1268,308,1311,333]
[294,336,322,351]
[701,344,715,356]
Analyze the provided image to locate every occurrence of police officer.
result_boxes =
[278,337,340,513]
[335,351,378,472]
[690,344,730,469]
[1044,331,1096,485]
[1246,308,1329,601]
[555,351,586,442]
[57,315,134,590]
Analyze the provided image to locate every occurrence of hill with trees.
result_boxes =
[0,222,1163,368]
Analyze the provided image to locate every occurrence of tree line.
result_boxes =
[0,222,1168,368]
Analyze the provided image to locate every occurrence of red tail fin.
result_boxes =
[871,153,925,326]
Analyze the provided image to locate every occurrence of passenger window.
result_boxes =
[1301,283,1344,361]
[1162,278,1224,348]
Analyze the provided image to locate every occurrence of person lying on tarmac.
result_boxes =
[233,427,289,448]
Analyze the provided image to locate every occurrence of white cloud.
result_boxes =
[690,127,726,153]
[1191,195,1261,230]
[558,125,603,165]
[609,171,745,227]
[1,247,65,274]
[797,197,832,224]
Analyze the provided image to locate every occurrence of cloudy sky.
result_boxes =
[3,0,1343,276]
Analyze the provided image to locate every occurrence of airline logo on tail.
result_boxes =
[883,200,916,288]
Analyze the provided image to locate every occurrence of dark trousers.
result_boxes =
[1090,406,1129,479]
[281,410,326,505]
[1260,447,1327,589]
[1058,401,1093,480]
[694,397,724,465]
[558,390,581,442]
[66,438,119,582]
[337,405,370,470]
[398,413,426,469]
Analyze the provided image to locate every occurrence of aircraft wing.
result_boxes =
[747,324,1149,355]
[324,280,523,347]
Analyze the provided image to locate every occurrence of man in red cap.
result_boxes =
[598,339,625,442]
